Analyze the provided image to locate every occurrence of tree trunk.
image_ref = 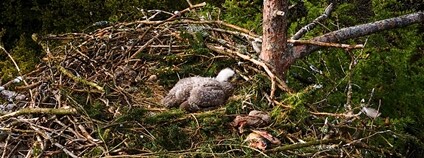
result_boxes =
[260,0,289,79]
[260,0,423,83]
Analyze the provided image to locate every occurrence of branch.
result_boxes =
[291,3,334,40]
[293,11,424,59]
[266,138,347,153]
[57,65,104,92]
[309,111,359,118]
[0,46,21,72]
[130,28,167,58]
[288,39,363,49]
[0,108,77,121]
[206,44,293,93]
[170,20,259,38]
[165,2,206,21]
[29,123,79,158]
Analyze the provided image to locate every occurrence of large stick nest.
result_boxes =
[0,3,266,157]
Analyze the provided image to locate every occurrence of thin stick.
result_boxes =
[291,3,334,40]
[206,44,292,93]
[310,111,360,118]
[287,39,364,49]
[130,28,167,59]
[0,46,21,72]
[165,2,206,21]
[185,0,193,7]
[266,138,347,153]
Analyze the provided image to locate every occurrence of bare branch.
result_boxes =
[293,11,424,59]
[288,39,363,49]
[0,108,77,121]
[57,65,104,92]
[266,138,347,153]
[0,46,21,73]
[291,3,334,40]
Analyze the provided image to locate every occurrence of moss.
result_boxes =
[82,99,112,120]
[115,107,147,123]
[144,109,185,124]
[1,34,41,81]
[153,124,191,151]
[83,146,104,157]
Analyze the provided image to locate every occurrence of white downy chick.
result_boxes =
[162,68,235,112]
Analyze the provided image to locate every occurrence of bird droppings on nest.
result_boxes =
[162,68,235,112]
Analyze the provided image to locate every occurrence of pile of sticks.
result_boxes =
[0,3,266,157]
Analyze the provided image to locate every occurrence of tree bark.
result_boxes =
[260,0,289,79]
[259,5,422,87]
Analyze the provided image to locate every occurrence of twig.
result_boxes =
[310,111,360,118]
[291,3,334,40]
[129,27,168,59]
[345,50,356,114]
[0,108,77,121]
[1,134,10,158]
[206,44,292,93]
[346,130,392,146]
[57,65,104,92]
[165,2,207,21]
[29,125,79,158]
[266,138,347,153]
[0,46,21,72]
[0,45,35,105]
[179,20,258,38]
[206,27,257,40]
[287,39,364,49]
[185,0,193,7]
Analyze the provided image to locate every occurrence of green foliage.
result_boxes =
[116,107,147,122]
[84,146,104,157]
[222,0,263,33]
[83,99,113,120]
[153,125,191,151]
[283,0,424,155]
[0,34,41,81]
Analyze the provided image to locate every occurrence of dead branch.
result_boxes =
[266,138,347,153]
[57,65,104,92]
[0,46,21,73]
[291,3,334,40]
[130,28,168,58]
[293,11,424,59]
[165,2,206,21]
[206,44,293,94]
[0,108,77,121]
[288,39,364,49]
[309,111,360,118]
[29,123,79,158]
